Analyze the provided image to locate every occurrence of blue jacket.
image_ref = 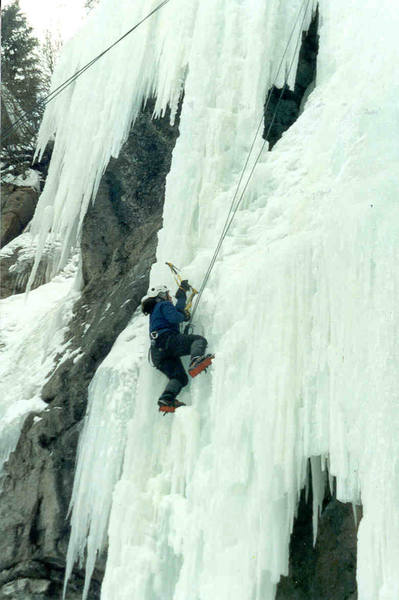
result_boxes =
[149,293,186,335]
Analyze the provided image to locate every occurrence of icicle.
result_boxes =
[310,455,326,546]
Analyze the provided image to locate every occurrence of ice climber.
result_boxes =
[141,281,213,412]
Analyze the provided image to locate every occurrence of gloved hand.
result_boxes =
[180,279,190,291]
[175,287,186,300]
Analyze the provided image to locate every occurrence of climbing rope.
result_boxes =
[188,0,313,325]
[2,0,172,144]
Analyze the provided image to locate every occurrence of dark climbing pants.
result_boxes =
[151,332,207,400]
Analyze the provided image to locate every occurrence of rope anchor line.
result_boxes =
[2,0,173,145]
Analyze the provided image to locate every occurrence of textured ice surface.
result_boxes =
[63,313,147,599]
[37,0,399,598]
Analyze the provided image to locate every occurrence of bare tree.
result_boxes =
[41,29,63,79]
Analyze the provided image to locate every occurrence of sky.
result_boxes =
[4,0,87,41]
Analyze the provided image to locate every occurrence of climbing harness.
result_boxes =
[2,0,173,144]
[147,261,196,366]
[187,0,313,327]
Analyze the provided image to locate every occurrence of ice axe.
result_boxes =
[165,261,198,317]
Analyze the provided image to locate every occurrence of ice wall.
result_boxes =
[51,0,399,599]
[63,313,147,600]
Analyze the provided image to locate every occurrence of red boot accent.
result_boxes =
[158,400,186,415]
[188,354,215,378]
[159,405,176,414]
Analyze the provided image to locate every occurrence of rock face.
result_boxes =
[276,481,358,600]
[0,183,47,299]
[264,7,319,148]
[0,101,181,599]
[0,184,39,248]
[0,234,55,299]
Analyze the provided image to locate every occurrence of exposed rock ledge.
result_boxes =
[1,184,39,249]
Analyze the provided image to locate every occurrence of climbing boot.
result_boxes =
[188,354,215,378]
[158,396,186,414]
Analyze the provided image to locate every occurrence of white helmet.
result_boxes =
[143,284,169,300]
[141,285,169,314]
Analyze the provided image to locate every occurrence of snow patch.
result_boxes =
[1,168,41,191]
[0,260,79,475]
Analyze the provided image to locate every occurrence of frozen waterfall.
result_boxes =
[30,0,399,598]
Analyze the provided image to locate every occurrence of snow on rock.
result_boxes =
[0,259,79,475]
[40,0,399,598]
[0,232,64,296]
[1,169,41,191]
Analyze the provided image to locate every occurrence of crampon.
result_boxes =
[188,354,215,378]
[158,399,186,415]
